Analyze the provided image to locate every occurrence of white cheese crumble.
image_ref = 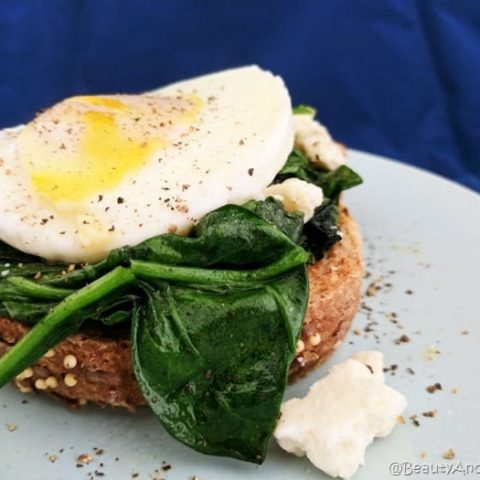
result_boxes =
[263,178,323,222]
[293,113,346,171]
[274,351,407,479]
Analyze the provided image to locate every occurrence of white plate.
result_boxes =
[1,150,479,480]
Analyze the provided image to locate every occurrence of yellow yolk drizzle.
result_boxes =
[71,96,128,110]
[19,94,202,204]
[180,95,203,123]
[29,111,166,203]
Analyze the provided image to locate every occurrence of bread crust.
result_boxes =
[0,208,362,409]
[289,207,363,381]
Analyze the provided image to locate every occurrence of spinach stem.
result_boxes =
[0,266,135,388]
[130,248,309,286]
[6,276,73,300]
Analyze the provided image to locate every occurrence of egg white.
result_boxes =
[0,66,293,263]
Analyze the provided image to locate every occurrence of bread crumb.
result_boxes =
[443,448,455,460]
[424,345,440,360]
[6,423,17,432]
[451,387,460,394]
[410,415,420,427]
[420,450,428,459]
[394,334,410,345]
[76,453,92,465]
[365,281,382,297]
[426,382,442,394]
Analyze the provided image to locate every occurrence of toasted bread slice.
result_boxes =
[0,208,362,409]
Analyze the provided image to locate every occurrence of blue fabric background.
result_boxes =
[1,1,479,191]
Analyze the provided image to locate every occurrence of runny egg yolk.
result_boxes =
[18,94,202,204]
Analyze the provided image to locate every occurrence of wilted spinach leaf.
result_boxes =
[274,149,326,184]
[243,197,304,243]
[274,150,362,203]
[0,240,40,264]
[303,200,342,260]
[0,240,65,280]
[316,166,363,203]
[133,268,307,463]
[0,301,55,324]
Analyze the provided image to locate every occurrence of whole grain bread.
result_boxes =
[0,207,362,410]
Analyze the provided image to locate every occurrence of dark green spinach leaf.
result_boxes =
[243,197,304,243]
[0,302,55,324]
[274,150,362,203]
[133,267,307,463]
[316,165,363,203]
[302,200,342,260]
[0,240,41,264]
[274,149,327,184]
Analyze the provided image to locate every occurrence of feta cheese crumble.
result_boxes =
[293,112,346,171]
[263,178,323,222]
[274,351,407,479]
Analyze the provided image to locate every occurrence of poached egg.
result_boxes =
[0,66,293,262]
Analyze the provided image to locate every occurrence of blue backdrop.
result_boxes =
[1,1,479,191]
